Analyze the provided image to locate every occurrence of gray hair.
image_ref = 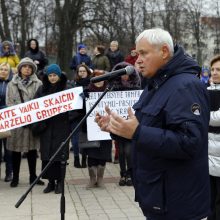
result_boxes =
[136,28,174,56]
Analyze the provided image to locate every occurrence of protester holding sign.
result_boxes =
[111,61,141,187]
[70,64,92,168]
[82,70,112,189]
[0,62,13,182]
[6,57,44,187]
[32,64,71,194]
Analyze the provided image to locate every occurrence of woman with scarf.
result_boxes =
[25,39,48,80]
[6,57,44,187]
[70,64,92,168]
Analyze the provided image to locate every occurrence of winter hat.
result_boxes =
[2,41,11,47]
[17,57,37,74]
[46,64,62,77]
[78,44,86,51]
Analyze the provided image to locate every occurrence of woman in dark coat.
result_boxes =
[83,70,112,189]
[25,39,48,79]
[111,62,141,186]
[32,64,70,194]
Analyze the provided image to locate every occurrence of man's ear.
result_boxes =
[161,44,170,60]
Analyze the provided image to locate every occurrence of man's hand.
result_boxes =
[109,107,139,139]
[95,106,111,132]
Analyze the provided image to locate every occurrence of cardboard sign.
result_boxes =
[0,87,83,132]
[86,90,143,141]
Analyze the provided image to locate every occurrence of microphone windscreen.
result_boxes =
[125,66,135,75]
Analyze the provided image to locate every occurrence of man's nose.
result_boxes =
[136,56,142,64]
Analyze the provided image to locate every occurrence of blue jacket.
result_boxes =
[69,53,93,71]
[132,46,210,219]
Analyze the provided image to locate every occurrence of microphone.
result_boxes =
[90,66,134,83]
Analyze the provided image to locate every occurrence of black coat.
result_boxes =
[32,74,70,161]
[25,39,48,71]
[82,81,112,161]
[83,140,112,161]
[106,49,124,70]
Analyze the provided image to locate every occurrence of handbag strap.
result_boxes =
[17,87,24,103]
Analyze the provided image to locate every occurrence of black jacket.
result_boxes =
[32,74,70,161]
[25,39,48,71]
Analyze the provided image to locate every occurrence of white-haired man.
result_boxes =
[95,28,210,220]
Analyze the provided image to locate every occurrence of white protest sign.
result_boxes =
[0,87,83,132]
[86,90,143,141]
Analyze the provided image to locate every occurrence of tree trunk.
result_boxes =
[19,0,27,58]
[57,27,74,76]
[55,0,84,76]
[0,0,11,40]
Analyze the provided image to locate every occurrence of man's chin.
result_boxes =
[140,71,150,78]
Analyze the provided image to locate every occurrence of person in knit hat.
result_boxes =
[200,66,210,87]
[32,63,71,194]
[6,57,44,188]
[78,44,86,51]
[17,57,37,75]
[46,64,62,77]
[69,43,93,74]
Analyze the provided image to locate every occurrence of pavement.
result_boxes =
[0,151,145,220]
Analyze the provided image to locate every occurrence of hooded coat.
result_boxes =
[111,61,141,91]
[124,45,210,219]
[25,39,48,71]
[0,41,20,69]
[6,72,42,152]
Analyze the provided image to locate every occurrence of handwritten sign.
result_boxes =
[86,90,143,141]
[0,87,83,132]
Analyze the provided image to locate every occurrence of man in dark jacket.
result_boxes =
[95,28,210,220]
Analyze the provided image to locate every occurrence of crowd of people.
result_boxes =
[0,39,140,193]
[0,28,220,219]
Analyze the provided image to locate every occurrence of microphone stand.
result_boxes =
[15,84,114,220]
